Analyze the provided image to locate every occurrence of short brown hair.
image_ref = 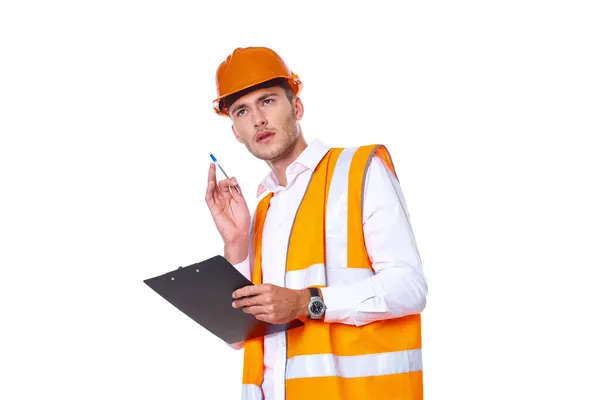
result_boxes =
[222,78,295,115]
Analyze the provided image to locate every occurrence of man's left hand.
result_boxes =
[232,284,310,324]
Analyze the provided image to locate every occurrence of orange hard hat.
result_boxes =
[212,47,302,116]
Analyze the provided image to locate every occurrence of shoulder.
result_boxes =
[345,143,397,177]
[368,151,395,174]
[360,144,403,199]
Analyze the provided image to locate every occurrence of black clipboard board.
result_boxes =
[143,255,304,344]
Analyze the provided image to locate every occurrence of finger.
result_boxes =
[207,163,217,187]
[217,177,238,196]
[232,284,271,299]
[205,164,218,205]
[254,314,274,323]
[232,294,269,309]
[229,178,246,203]
[215,180,234,206]
[241,305,268,315]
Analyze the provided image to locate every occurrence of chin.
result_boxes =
[256,146,287,162]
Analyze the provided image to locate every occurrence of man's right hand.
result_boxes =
[205,163,251,264]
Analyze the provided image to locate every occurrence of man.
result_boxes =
[205,46,427,400]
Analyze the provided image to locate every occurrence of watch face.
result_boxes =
[310,300,324,316]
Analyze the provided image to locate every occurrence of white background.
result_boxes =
[1,1,599,399]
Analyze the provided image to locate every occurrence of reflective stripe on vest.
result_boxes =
[286,348,422,379]
[242,144,423,400]
[325,147,358,270]
[285,263,374,289]
[241,384,262,400]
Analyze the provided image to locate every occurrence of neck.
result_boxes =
[267,134,308,187]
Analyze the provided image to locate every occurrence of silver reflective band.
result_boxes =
[241,384,263,400]
[285,264,374,290]
[326,147,359,269]
[285,349,422,380]
[285,263,326,290]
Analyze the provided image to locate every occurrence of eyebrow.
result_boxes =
[230,92,280,115]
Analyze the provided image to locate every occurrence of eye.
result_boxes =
[236,109,246,117]
[263,98,273,106]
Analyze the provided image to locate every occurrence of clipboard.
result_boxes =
[143,255,304,344]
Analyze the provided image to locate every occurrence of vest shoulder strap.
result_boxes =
[346,144,397,269]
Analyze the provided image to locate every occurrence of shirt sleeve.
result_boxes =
[224,207,256,350]
[319,154,428,326]
[231,255,251,282]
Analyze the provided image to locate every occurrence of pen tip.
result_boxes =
[210,154,217,162]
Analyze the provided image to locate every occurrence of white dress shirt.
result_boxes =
[231,138,427,400]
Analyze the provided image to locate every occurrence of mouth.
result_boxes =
[256,130,275,143]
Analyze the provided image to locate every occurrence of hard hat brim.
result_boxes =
[213,73,302,117]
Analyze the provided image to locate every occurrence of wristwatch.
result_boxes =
[307,287,326,320]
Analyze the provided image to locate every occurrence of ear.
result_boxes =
[293,97,304,121]
[231,125,243,143]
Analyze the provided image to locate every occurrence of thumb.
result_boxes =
[230,178,245,202]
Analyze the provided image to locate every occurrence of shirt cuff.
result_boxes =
[231,256,251,281]
[320,277,383,324]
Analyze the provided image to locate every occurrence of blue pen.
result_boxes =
[210,153,241,195]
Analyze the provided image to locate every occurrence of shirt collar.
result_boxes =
[256,138,330,198]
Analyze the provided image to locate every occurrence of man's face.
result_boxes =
[228,86,304,162]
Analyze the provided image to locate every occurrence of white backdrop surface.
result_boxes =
[1,1,599,399]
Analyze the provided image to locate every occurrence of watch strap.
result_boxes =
[309,287,320,298]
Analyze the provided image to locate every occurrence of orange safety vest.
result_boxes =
[241,144,423,400]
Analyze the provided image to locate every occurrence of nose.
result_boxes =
[253,108,267,129]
